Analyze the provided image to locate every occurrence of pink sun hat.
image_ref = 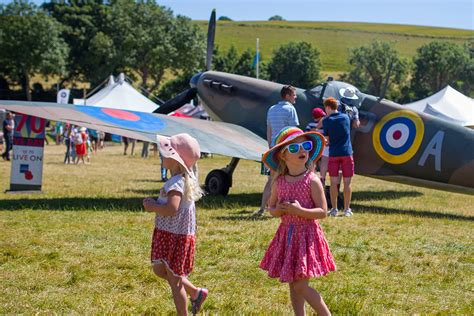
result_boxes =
[158,133,200,175]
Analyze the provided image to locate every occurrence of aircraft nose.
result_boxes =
[190,72,203,89]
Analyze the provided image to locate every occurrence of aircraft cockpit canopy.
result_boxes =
[308,80,364,109]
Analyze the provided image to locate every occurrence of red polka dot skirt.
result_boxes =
[151,228,195,277]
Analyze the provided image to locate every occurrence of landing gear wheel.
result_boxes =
[205,169,231,196]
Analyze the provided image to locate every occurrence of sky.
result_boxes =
[1,0,473,30]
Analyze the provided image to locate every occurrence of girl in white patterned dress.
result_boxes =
[143,133,207,315]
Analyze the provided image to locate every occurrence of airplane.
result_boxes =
[1,10,473,197]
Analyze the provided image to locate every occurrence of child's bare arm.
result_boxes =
[309,176,328,216]
[280,176,327,219]
[143,191,182,216]
[267,181,285,217]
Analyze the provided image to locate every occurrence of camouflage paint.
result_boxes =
[197,71,474,194]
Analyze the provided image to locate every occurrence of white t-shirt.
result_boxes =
[155,175,196,235]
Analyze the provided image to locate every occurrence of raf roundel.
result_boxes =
[372,110,424,164]
[101,108,140,121]
[75,105,166,132]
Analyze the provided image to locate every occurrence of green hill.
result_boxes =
[195,21,473,72]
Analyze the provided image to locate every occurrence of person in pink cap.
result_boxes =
[143,133,207,315]
[260,126,336,316]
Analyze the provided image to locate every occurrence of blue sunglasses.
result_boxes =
[284,140,313,154]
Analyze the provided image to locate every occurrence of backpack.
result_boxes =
[74,133,83,145]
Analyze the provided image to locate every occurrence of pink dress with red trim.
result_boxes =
[151,175,196,277]
[260,171,336,282]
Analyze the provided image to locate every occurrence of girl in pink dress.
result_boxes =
[261,126,336,316]
[143,133,207,315]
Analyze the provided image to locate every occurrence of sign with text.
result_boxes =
[9,114,45,191]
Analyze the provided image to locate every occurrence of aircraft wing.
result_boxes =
[0,100,267,161]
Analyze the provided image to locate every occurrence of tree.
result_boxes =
[267,41,321,88]
[342,40,408,99]
[160,44,272,101]
[460,43,474,97]
[42,0,111,86]
[218,16,232,21]
[158,72,192,101]
[411,41,472,98]
[108,0,205,94]
[0,0,69,100]
[213,45,239,73]
[86,31,118,86]
[268,15,284,21]
[212,45,268,79]
[234,49,263,78]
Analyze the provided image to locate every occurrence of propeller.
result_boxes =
[206,9,216,71]
[154,9,216,114]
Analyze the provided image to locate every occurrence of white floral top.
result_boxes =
[155,175,196,235]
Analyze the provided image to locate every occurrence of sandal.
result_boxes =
[191,288,208,315]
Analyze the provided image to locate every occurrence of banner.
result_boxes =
[57,89,70,104]
[9,114,45,191]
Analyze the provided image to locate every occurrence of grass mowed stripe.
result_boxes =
[1,145,473,313]
[195,21,472,72]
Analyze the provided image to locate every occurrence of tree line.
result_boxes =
[0,0,205,101]
[0,0,472,103]
[197,40,472,102]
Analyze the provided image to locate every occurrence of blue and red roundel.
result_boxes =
[372,110,424,164]
[75,106,166,132]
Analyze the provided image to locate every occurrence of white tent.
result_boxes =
[403,86,474,128]
[73,73,159,113]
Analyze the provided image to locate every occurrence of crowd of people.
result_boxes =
[1,113,172,182]
[59,124,97,164]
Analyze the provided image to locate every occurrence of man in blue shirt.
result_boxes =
[255,85,299,216]
[266,85,299,146]
[323,97,354,217]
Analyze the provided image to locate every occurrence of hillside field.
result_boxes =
[195,21,473,72]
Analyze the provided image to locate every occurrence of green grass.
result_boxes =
[195,21,473,72]
[1,144,473,313]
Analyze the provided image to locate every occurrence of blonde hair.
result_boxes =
[174,163,204,202]
[272,157,288,187]
[184,171,204,202]
[271,147,316,186]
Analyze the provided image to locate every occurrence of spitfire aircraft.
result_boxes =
[1,10,473,196]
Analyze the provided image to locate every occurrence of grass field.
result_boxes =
[196,21,473,72]
[1,144,473,314]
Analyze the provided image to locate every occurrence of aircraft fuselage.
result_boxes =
[196,71,474,194]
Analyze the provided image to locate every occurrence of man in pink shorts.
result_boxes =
[322,97,355,217]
